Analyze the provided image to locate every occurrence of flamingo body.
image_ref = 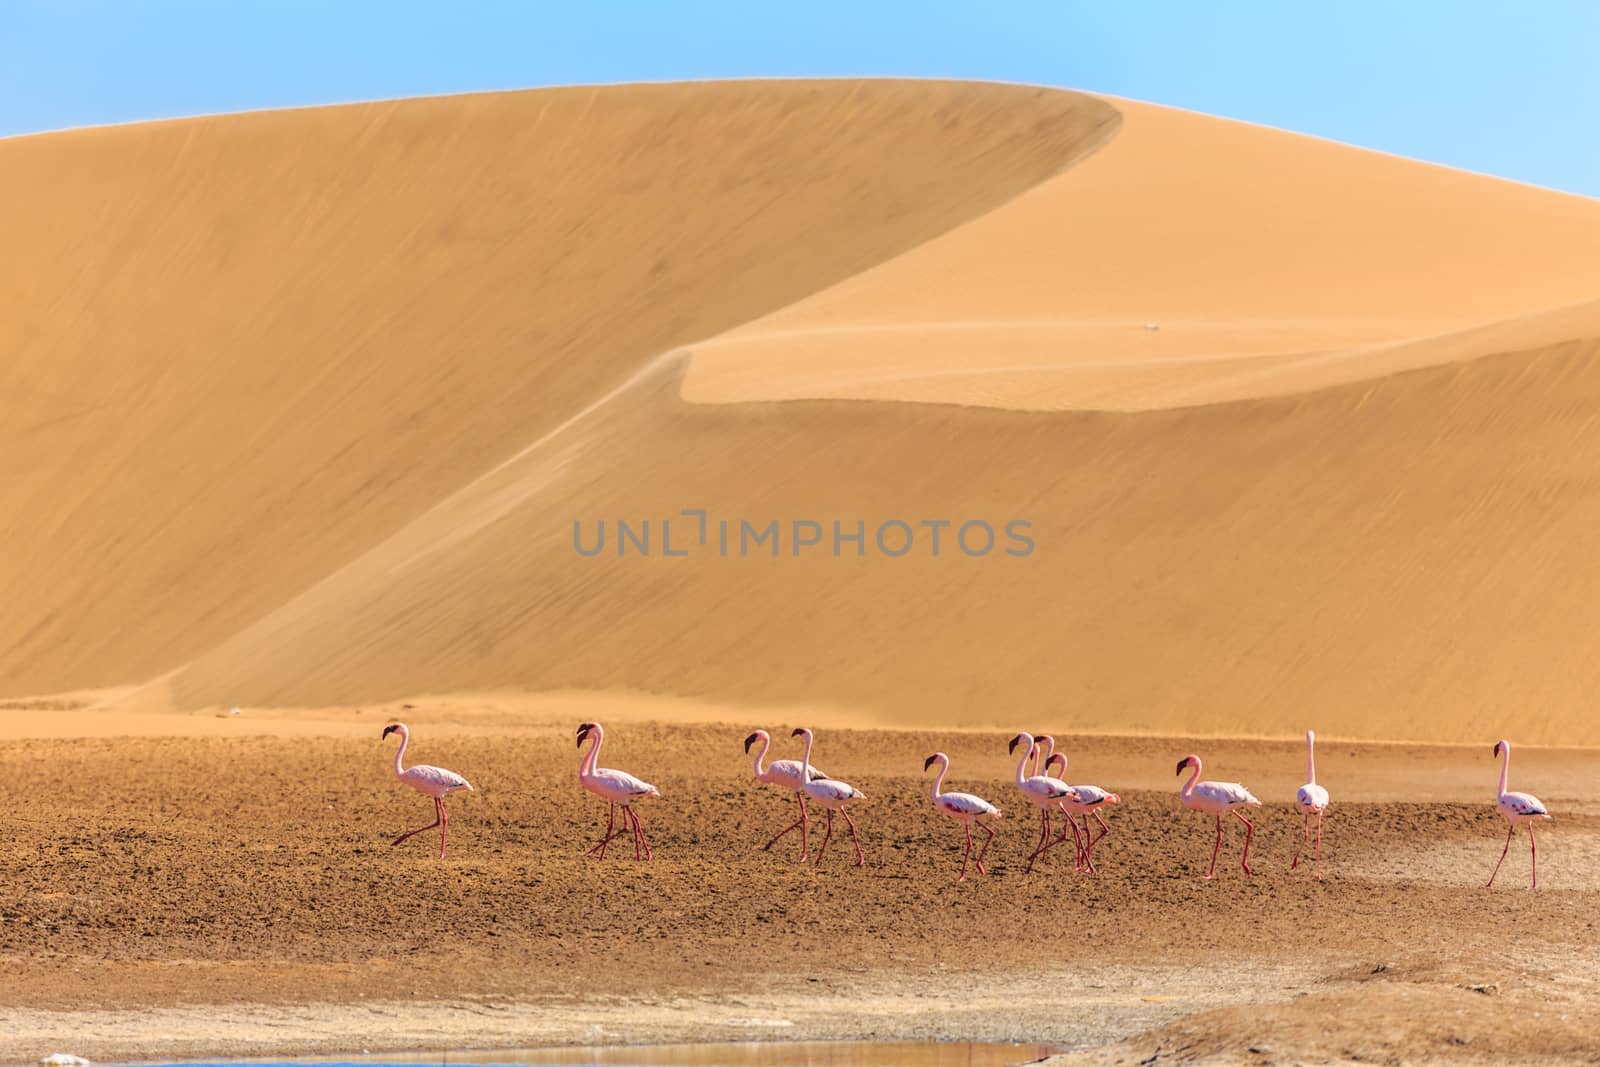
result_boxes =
[1290,730,1330,878]
[577,722,659,861]
[1486,739,1550,890]
[924,752,1001,881]
[745,729,832,860]
[791,728,866,866]
[1176,753,1261,878]
[382,723,472,858]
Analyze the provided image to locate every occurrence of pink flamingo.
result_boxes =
[1486,739,1550,890]
[1029,736,1089,870]
[744,729,831,861]
[1290,730,1330,879]
[576,722,660,861]
[1175,754,1261,879]
[1009,732,1078,873]
[790,728,866,867]
[923,752,1003,881]
[381,722,473,858]
[1042,752,1121,874]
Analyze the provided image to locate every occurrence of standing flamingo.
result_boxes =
[576,721,660,861]
[1042,752,1121,874]
[1290,730,1330,879]
[790,728,866,867]
[381,722,473,858]
[1175,754,1261,879]
[1008,732,1078,873]
[744,729,831,861]
[923,752,1003,881]
[1485,739,1550,890]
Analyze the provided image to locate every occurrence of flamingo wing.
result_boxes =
[1070,784,1119,807]
[591,767,660,800]
[1501,791,1549,818]
[806,778,863,803]
[1022,775,1075,802]
[402,764,473,795]
[939,791,1000,818]
[1297,783,1330,811]
[766,758,832,785]
[1195,780,1260,807]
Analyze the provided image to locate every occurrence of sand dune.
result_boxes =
[685,98,1600,409]
[6,80,1600,744]
[0,79,1114,697]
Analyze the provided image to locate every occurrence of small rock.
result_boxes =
[41,1055,91,1067]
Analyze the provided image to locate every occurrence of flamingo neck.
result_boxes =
[1498,743,1510,797]
[1306,733,1317,786]
[1180,759,1201,797]
[929,758,948,802]
[749,733,771,779]
[1031,736,1054,777]
[581,727,604,777]
[392,729,409,778]
[1014,736,1034,786]
[799,731,815,781]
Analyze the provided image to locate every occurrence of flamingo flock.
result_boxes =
[379,721,1553,889]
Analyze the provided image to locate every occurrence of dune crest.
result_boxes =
[684,97,1600,410]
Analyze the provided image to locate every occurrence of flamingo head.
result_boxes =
[1008,732,1031,755]
[381,723,405,741]
[923,752,945,772]
[576,722,598,748]
[743,730,766,753]
[1046,753,1066,775]
[1175,755,1198,776]
[1493,740,1506,758]
[790,727,812,742]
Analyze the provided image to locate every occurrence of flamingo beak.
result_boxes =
[381,725,397,740]
[923,754,937,771]
[1174,758,1188,776]
[744,732,759,753]
[1008,735,1021,754]
[576,726,591,748]
[791,728,804,738]
[1493,742,1503,757]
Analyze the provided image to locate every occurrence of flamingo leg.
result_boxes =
[1486,822,1515,889]
[438,799,449,858]
[585,801,618,859]
[763,792,810,858]
[1046,806,1087,869]
[1078,814,1098,874]
[1291,812,1309,870]
[958,822,973,882]
[1314,811,1324,881]
[1204,814,1223,879]
[1233,809,1256,875]
[626,806,654,862]
[842,809,865,867]
[1090,810,1111,854]
[976,822,996,876]
[1529,823,1537,891]
[1026,809,1049,873]
[392,797,443,849]
[814,809,835,865]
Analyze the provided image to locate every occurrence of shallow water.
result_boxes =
[131,1041,1062,1067]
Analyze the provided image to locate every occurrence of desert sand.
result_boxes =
[4,78,1600,1063]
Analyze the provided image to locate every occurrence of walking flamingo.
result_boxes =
[1175,754,1262,879]
[790,728,867,867]
[1030,735,1089,870]
[1042,752,1121,874]
[744,729,831,861]
[1290,730,1330,879]
[1485,739,1551,890]
[576,721,660,861]
[1008,732,1077,873]
[381,722,473,858]
[923,752,1003,880]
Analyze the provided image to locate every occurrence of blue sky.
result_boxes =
[5,1,1599,196]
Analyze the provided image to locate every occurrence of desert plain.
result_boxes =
[3,79,1600,1064]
